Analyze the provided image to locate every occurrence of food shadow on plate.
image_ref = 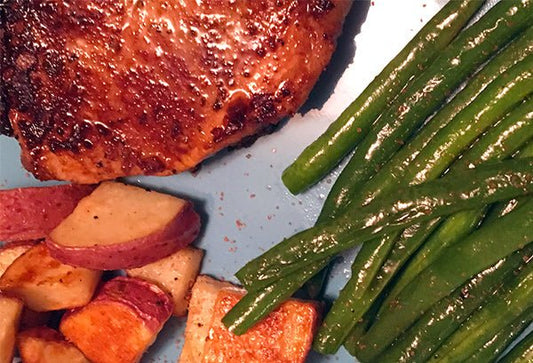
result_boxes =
[299,0,371,114]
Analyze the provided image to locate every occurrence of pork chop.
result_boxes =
[2,0,352,183]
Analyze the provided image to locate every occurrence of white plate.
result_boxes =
[0,1,490,361]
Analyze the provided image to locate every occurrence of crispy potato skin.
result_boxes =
[0,185,94,242]
[17,327,90,363]
[3,0,351,183]
[60,277,173,363]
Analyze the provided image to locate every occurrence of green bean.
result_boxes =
[429,262,533,362]
[355,25,533,210]
[313,49,533,354]
[236,158,533,287]
[373,245,533,363]
[306,0,533,214]
[382,98,533,303]
[469,308,533,363]
[313,221,440,354]
[306,24,533,305]
[225,0,533,337]
[221,263,319,335]
[499,329,533,363]
[280,0,484,194]
[357,197,533,361]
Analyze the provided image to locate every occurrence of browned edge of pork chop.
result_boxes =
[2,0,353,183]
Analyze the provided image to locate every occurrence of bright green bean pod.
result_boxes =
[333,25,533,216]
[373,246,533,363]
[469,308,533,363]
[383,98,533,302]
[357,198,533,361]
[220,263,319,335]
[236,158,533,288]
[307,24,533,306]
[429,263,533,362]
[309,0,533,213]
[500,329,533,363]
[314,51,533,354]
[313,220,440,354]
[281,0,485,195]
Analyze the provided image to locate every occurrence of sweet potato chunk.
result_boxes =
[0,294,23,363]
[17,327,90,363]
[127,246,204,316]
[0,184,94,242]
[47,182,201,270]
[60,276,173,363]
[0,243,101,311]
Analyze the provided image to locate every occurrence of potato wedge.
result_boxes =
[0,294,23,363]
[60,276,173,363]
[205,290,321,362]
[127,246,204,316]
[0,243,101,311]
[0,184,94,242]
[18,327,90,363]
[0,240,35,277]
[47,182,201,270]
[179,275,239,363]
[179,275,321,363]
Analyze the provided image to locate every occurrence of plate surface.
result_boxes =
[0,0,488,361]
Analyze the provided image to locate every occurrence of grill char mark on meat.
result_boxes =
[3,0,351,183]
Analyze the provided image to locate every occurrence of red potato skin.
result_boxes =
[60,277,173,363]
[0,185,94,242]
[46,201,200,270]
[91,276,174,332]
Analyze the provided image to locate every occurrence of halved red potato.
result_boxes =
[179,276,321,363]
[0,243,101,311]
[126,246,204,316]
[0,240,36,277]
[60,276,173,363]
[0,294,23,363]
[47,182,201,270]
[0,184,94,242]
[18,327,90,363]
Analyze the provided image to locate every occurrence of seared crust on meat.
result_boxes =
[2,0,351,183]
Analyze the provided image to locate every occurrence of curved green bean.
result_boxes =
[281,0,484,194]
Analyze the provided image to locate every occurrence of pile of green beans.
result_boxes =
[223,0,533,360]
